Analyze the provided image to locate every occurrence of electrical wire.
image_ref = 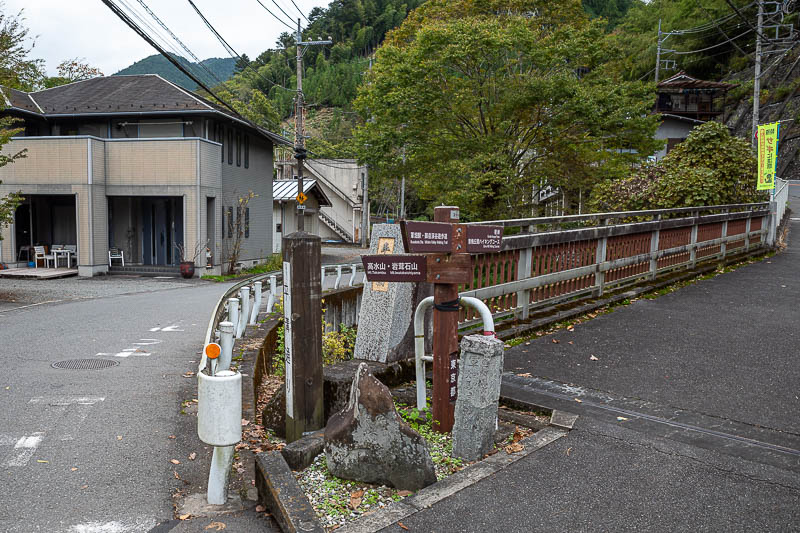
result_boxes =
[287,0,310,23]
[695,0,753,58]
[723,0,780,44]
[267,0,299,29]
[253,0,295,30]
[671,28,754,53]
[186,0,294,93]
[101,0,242,118]
[132,0,227,87]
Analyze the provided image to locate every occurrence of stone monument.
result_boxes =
[452,335,505,461]
[353,224,431,363]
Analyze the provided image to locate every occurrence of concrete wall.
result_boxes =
[272,195,321,254]
[654,118,697,160]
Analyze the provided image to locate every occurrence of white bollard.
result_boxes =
[266,275,276,314]
[321,266,326,289]
[239,287,250,338]
[218,321,235,372]
[334,265,343,289]
[207,445,235,504]
[228,297,240,339]
[250,281,262,325]
[349,264,358,286]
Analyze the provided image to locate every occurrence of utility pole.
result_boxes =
[655,19,662,83]
[400,146,406,219]
[293,19,331,230]
[752,0,764,146]
[361,165,369,248]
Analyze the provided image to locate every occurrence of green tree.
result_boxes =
[0,117,25,236]
[43,58,103,88]
[353,0,662,220]
[589,121,765,211]
[0,4,44,90]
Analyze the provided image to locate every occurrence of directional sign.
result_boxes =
[362,255,427,282]
[466,225,503,253]
[296,192,308,204]
[402,221,453,252]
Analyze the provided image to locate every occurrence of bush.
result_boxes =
[590,122,767,211]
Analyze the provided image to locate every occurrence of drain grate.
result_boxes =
[52,359,120,370]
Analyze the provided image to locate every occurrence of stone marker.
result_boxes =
[324,363,436,490]
[452,335,505,461]
[353,224,432,363]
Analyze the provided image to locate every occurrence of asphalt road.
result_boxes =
[0,278,236,532]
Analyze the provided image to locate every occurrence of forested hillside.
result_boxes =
[113,54,236,91]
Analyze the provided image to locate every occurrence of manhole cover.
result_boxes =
[52,359,120,370]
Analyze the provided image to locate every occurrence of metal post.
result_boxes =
[768,200,778,246]
[266,275,277,313]
[431,206,460,433]
[689,222,699,268]
[334,265,343,289]
[745,216,752,251]
[219,321,235,372]
[320,265,326,290]
[361,166,369,248]
[650,222,660,280]
[282,232,324,443]
[349,264,358,286]
[228,297,240,339]
[752,0,763,145]
[207,445,235,505]
[250,281,262,324]
[655,19,662,83]
[720,219,729,261]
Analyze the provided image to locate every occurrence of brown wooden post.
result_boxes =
[282,232,324,443]
[432,206,461,433]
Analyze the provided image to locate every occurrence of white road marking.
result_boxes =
[148,327,161,332]
[66,520,154,533]
[160,325,183,332]
[3,432,44,467]
[131,339,161,346]
[29,397,105,406]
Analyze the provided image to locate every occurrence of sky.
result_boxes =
[4,0,332,76]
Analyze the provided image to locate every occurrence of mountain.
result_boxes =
[112,54,236,91]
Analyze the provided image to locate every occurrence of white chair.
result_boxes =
[33,246,55,268]
[108,248,125,267]
[64,245,77,268]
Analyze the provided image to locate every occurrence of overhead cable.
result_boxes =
[253,0,295,30]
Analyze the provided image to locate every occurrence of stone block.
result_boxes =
[255,451,324,533]
[324,363,436,491]
[452,335,505,461]
[353,224,432,363]
[281,430,325,471]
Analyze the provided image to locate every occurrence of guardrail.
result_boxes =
[458,202,775,327]
[200,263,365,371]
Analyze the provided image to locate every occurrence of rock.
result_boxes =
[324,363,436,491]
[452,335,505,462]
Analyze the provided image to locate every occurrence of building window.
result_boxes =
[245,208,250,238]
[244,135,250,169]
[228,129,233,165]
[236,132,242,167]
[276,223,282,233]
[227,207,233,238]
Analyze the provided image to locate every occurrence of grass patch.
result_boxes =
[201,254,282,282]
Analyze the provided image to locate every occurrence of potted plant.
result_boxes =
[175,240,208,279]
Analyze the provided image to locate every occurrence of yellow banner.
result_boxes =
[757,121,780,190]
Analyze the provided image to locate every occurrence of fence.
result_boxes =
[459,202,776,327]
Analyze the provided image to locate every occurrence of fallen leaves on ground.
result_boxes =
[552,339,560,344]
[589,355,599,361]
[117,435,123,440]
[505,442,524,454]
[575,399,583,403]
[174,471,180,479]
[71,467,78,472]
[516,372,531,378]
[566,447,572,456]
[617,416,629,421]
[205,522,226,531]
[397,522,409,531]
[397,490,413,497]
[568,341,574,345]
[170,459,181,465]
[566,325,574,331]
[511,427,524,444]
[182,371,195,378]
[168,435,176,439]
[178,514,191,520]
[241,419,250,426]
[255,505,266,512]
[348,489,364,510]
[189,452,197,461]
[36,460,48,464]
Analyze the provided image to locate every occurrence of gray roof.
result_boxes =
[273,179,331,206]
[0,74,288,145]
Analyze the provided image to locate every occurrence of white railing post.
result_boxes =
[218,321,235,372]
[768,200,778,246]
[689,217,699,268]
[321,266,326,290]
[249,281,262,325]
[744,215,752,251]
[334,265,343,289]
[266,275,277,313]
[720,218,729,261]
[238,287,250,338]
[515,247,533,319]
[650,216,660,279]
[227,297,240,339]
[594,236,607,297]
[349,264,358,286]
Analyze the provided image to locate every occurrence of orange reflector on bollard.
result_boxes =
[205,343,221,359]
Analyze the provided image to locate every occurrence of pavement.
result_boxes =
[0,276,280,532]
[376,191,800,531]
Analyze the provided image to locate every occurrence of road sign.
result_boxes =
[297,204,306,211]
[466,225,503,253]
[297,192,308,204]
[362,255,427,282]
[402,221,453,252]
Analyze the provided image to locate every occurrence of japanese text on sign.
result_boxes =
[403,221,453,252]
[361,255,427,282]
[757,121,780,191]
[466,225,503,252]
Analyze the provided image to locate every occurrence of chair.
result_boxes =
[64,245,77,268]
[33,246,55,268]
[108,248,125,267]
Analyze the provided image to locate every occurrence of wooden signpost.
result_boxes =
[361,206,503,433]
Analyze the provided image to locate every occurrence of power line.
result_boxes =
[267,0,298,28]
[695,0,753,58]
[132,0,227,87]
[253,0,294,30]
[671,28,754,53]
[101,0,242,118]
[186,0,294,93]
[286,0,310,23]
[723,0,780,44]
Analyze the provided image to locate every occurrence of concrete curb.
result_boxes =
[256,451,325,533]
[335,426,568,533]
